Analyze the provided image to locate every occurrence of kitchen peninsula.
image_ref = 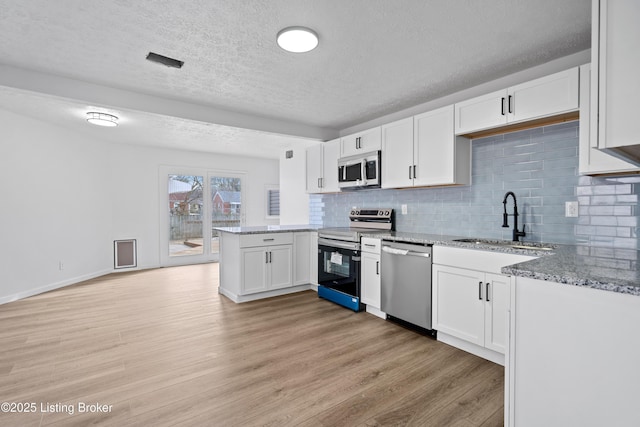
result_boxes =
[215,225,319,303]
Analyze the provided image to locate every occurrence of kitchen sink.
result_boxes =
[452,238,555,251]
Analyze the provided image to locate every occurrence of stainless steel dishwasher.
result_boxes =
[381,240,434,332]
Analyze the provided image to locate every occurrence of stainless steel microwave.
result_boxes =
[338,151,381,190]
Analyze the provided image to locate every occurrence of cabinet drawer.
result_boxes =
[239,233,293,248]
[361,237,381,254]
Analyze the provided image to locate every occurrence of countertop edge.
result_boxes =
[361,231,640,296]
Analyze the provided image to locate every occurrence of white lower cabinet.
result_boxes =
[508,276,640,427]
[241,244,292,295]
[219,231,315,302]
[432,265,509,354]
[361,252,381,307]
[431,245,536,364]
[293,232,311,286]
[360,237,384,318]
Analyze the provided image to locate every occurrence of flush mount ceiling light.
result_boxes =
[86,112,118,127]
[276,26,319,53]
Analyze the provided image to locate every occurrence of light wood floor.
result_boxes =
[0,264,503,427]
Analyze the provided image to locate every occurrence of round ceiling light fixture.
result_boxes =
[276,26,319,53]
[86,112,118,127]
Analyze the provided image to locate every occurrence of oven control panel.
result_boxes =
[349,208,393,219]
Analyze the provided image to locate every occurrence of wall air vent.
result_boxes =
[114,239,137,269]
[146,52,184,69]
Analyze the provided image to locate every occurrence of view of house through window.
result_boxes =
[167,174,243,259]
[168,175,205,257]
[210,176,242,255]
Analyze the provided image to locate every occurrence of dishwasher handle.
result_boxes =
[382,245,431,258]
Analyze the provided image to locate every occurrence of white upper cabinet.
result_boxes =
[454,89,508,135]
[322,139,340,192]
[382,106,471,189]
[455,67,579,135]
[578,64,637,175]
[591,0,640,165]
[305,143,323,193]
[381,117,414,188]
[414,106,471,187]
[340,127,381,157]
[508,68,579,123]
[305,139,340,194]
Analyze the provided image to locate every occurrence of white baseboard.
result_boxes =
[365,305,386,319]
[437,332,505,366]
[0,268,113,305]
[218,284,313,303]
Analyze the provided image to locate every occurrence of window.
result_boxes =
[266,186,280,218]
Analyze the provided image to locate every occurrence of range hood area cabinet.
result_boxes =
[306,138,340,194]
[381,105,471,189]
[591,0,640,166]
[340,127,382,158]
[454,67,579,135]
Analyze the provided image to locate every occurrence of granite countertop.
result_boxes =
[364,231,640,297]
[214,224,320,234]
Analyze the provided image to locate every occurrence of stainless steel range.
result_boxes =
[317,208,394,311]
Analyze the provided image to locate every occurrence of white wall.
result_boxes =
[0,109,113,303]
[0,108,280,303]
[109,143,279,269]
[279,147,310,225]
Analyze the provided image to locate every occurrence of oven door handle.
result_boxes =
[318,238,359,251]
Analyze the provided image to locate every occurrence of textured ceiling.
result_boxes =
[0,0,591,158]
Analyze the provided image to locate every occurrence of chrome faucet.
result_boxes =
[502,191,526,242]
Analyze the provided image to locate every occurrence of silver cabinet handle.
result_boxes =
[263,238,274,242]
[508,95,513,114]
[501,97,506,116]
[478,281,483,300]
[409,165,412,180]
[376,261,379,275]
[266,252,269,263]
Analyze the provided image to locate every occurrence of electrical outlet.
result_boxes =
[59,261,64,270]
[401,204,408,215]
[565,201,579,217]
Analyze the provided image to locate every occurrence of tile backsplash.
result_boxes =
[310,121,640,250]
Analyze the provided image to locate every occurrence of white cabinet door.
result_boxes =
[306,144,323,193]
[593,0,640,164]
[293,232,310,286]
[361,251,381,308]
[341,127,381,157]
[432,265,485,347]
[455,89,507,134]
[483,273,510,353]
[578,64,637,174]
[269,245,293,290]
[414,105,470,187]
[241,247,269,294]
[241,245,292,293]
[455,68,580,135]
[508,67,579,124]
[381,117,414,189]
[321,139,340,192]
